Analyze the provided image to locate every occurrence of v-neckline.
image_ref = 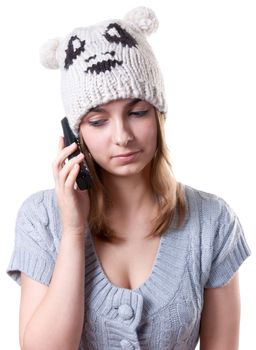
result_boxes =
[83,185,191,315]
[87,229,166,293]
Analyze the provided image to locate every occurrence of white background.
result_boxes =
[0,0,255,348]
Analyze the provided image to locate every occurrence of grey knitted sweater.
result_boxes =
[7,184,251,350]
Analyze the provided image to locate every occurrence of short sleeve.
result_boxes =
[6,190,58,286]
[204,198,251,288]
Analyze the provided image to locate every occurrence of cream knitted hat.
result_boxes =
[40,6,167,136]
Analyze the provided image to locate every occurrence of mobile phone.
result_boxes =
[61,117,92,190]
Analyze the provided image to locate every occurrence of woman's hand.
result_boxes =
[52,136,90,235]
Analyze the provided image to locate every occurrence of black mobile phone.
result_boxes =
[61,117,92,190]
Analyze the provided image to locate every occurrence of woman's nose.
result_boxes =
[112,119,134,146]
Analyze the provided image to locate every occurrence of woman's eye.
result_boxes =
[88,119,106,127]
[130,110,148,117]
[87,110,149,127]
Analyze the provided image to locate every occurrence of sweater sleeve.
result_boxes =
[6,190,58,286]
[204,198,251,288]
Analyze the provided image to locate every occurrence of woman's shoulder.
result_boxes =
[181,184,252,289]
[8,188,60,285]
[15,187,61,251]
[20,187,56,206]
[183,183,237,224]
[18,188,57,212]
[184,183,225,203]
[16,188,60,229]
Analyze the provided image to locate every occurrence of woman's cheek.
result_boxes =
[87,140,108,164]
[141,121,157,148]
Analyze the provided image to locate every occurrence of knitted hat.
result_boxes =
[40,6,167,136]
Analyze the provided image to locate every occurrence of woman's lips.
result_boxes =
[112,151,141,163]
[113,151,140,158]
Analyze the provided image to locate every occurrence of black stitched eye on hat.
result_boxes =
[64,35,85,69]
[104,23,138,48]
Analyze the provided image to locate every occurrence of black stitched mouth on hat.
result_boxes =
[85,58,123,74]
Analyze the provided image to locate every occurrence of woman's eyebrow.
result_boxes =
[126,98,143,107]
[87,98,143,113]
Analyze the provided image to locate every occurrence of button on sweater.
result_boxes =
[7,184,251,349]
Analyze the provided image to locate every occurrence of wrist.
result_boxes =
[61,227,87,240]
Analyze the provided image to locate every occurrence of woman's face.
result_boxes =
[79,98,158,178]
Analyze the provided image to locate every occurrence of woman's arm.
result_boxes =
[20,138,90,349]
[20,232,86,350]
[199,271,240,350]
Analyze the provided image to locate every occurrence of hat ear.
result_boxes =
[39,38,62,69]
[123,6,159,36]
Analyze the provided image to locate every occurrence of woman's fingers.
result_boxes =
[58,136,65,152]
[52,138,84,186]
[53,141,76,170]
[58,142,77,165]
[65,163,81,189]
[58,153,84,188]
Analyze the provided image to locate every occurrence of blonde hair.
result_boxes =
[78,109,187,242]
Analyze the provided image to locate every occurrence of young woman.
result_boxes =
[7,6,251,350]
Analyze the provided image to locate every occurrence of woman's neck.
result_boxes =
[101,167,157,216]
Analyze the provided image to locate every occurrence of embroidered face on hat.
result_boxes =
[40,7,167,136]
[64,22,138,73]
